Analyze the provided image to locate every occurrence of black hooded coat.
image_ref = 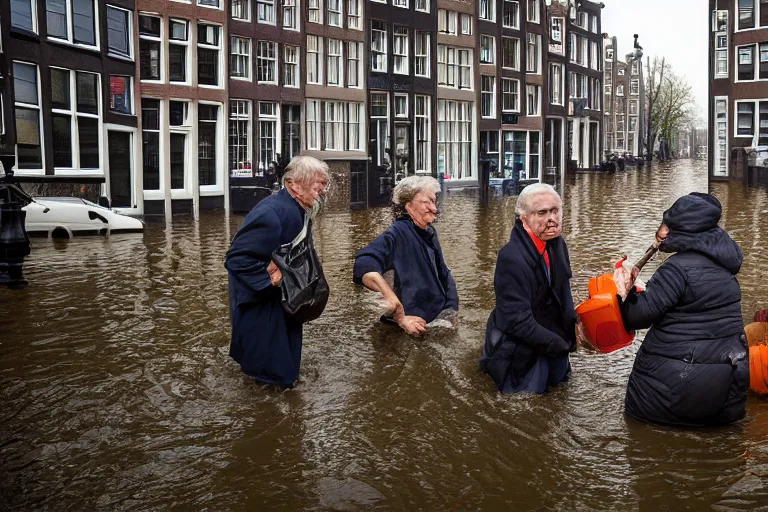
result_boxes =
[620,193,748,427]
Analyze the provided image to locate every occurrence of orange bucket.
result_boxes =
[749,344,768,395]
[576,273,635,353]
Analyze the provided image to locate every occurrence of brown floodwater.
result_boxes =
[2,161,768,511]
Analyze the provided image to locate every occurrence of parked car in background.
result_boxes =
[23,197,144,238]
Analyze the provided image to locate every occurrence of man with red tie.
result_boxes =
[480,183,577,394]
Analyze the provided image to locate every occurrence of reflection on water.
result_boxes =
[1,161,768,510]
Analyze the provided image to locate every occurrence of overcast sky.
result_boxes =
[601,0,708,118]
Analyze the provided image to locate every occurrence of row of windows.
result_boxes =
[734,0,768,31]
[228,101,301,175]
[230,38,302,85]
[736,43,768,82]
[306,37,365,86]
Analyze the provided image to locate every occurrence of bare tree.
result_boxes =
[645,57,696,163]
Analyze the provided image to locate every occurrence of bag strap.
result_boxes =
[291,212,311,247]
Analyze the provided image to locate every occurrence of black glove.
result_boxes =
[545,336,571,356]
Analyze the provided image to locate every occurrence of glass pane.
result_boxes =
[170,20,187,40]
[46,0,69,39]
[109,76,131,113]
[73,0,96,45]
[52,114,73,168]
[51,69,71,110]
[141,99,160,130]
[15,108,43,169]
[198,121,217,186]
[142,131,160,190]
[78,117,100,168]
[139,15,161,36]
[170,133,186,189]
[169,45,187,82]
[11,0,34,31]
[140,40,161,80]
[169,101,187,125]
[13,63,38,105]
[198,48,219,85]
[107,6,129,55]
[76,72,99,114]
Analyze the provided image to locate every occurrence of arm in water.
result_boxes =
[361,272,427,336]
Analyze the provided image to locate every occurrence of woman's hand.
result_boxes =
[267,261,282,286]
[613,264,639,301]
[398,315,428,336]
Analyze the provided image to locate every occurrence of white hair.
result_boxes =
[282,156,330,186]
[515,183,562,216]
[392,176,441,206]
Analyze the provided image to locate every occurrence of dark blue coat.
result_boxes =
[353,218,459,324]
[225,188,305,387]
[620,193,748,427]
[480,219,577,393]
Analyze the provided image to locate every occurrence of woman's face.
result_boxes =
[405,190,437,229]
[290,171,328,209]
[656,223,670,244]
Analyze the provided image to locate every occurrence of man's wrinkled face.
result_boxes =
[293,171,329,208]
[522,193,562,241]
[405,190,437,229]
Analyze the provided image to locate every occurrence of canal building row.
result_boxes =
[1,0,649,217]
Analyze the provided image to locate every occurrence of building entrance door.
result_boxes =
[108,131,132,208]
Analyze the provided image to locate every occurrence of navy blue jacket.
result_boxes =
[353,218,459,324]
[621,193,748,427]
[225,188,305,387]
[480,219,577,393]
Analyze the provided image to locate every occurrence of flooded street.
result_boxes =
[3,161,768,510]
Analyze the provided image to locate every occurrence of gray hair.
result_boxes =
[392,176,441,206]
[515,183,562,216]
[282,156,330,186]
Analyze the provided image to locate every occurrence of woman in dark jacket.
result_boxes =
[614,193,748,427]
[480,183,577,394]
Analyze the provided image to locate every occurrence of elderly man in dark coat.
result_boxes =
[614,193,748,427]
[225,156,329,387]
[353,176,459,336]
[480,183,577,394]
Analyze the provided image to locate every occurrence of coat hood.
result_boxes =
[661,193,743,274]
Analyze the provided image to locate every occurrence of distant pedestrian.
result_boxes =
[225,156,329,387]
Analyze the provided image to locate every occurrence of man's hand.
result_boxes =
[613,263,639,300]
[398,315,428,336]
[267,261,282,287]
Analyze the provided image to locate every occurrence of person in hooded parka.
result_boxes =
[613,192,749,427]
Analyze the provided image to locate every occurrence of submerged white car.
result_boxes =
[23,197,144,238]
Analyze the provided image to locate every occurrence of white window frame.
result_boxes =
[735,99,758,137]
[257,41,278,85]
[229,99,252,177]
[308,0,322,23]
[526,84,540,116]
[45,0,100,50]
[502,78,520,113]
[106,5,134,60]
[414,95,431,173]
[369,92,389,166]
[230,36,252,80]
[415,31,430,78]
[415,0,429,14]
[714,96,729,177]
[480,35,495,65]
[526,0,540,23]
[479,0,495,23]
[438,9,457,35]
[371,21,387,73]
[327,0,343,27]
[326,38,344,86]
[169,19,191,85]
[346,41,362,87]
[502,36,520,70]
[50,68,103,175]
[630,79,639,95]
[458,49,472,90]
[347,0,361,29]
[197,101,225,194]
[11,0,39,33]
[503,0,519,29]
[232,0,251,21]
[526,33,540,74]
[436,99,474,180]
[257,0,276,24]
[393,26,409,75]
[257,102,278,174]
[282,0,298,29]
[394,93,408,118]
[139,14,163,83]
[198,0,222,8]
[306,99,321,150]
[283,45,299,88]
[12,61,45,174]
[168,99,192,194]
[109,75,134,115]
[393,0,408,9]
[197,23,223,88]
[481,75,495,119]
[549,62,563,106]
[460,13,472,35]
[307,35,323,84]
[141,98,164,196]
[734,0,763,33]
